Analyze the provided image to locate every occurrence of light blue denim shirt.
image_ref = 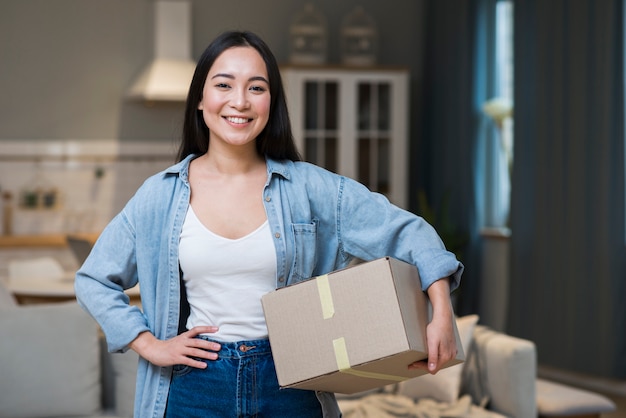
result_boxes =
[75,154,463,418]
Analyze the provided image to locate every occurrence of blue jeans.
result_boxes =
[165,337,323,417]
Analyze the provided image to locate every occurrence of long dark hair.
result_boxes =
[177,30,301,162]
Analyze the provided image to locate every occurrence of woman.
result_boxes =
[75,30,463,418]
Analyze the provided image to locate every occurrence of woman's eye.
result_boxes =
[250,85,267,93]
[215,83,230,89]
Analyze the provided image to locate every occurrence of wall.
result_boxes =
[0,0,427,233]
[0,140,174,235]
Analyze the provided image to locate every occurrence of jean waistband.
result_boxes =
[197,336,272,358]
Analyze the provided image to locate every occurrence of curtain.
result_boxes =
[421,0,499,316]
[508,0,626,378]
[421,0,477,315]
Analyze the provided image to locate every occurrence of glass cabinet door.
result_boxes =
[303,81,338,173]
[357,82,391,195]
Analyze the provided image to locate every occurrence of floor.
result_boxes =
[602,395,626,418]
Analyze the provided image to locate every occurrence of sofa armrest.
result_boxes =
[461,325,537,418]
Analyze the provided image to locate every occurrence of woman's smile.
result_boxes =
[224,116,253,125]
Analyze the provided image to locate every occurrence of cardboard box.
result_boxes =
[261,257,464,394]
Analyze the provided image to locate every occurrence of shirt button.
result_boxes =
[278,276,285,283]
[265,195,271,202]
[274,232,281,239]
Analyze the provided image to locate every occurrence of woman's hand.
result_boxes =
[408,278,457,374]
[129,326,221,369]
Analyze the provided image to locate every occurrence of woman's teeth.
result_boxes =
[226,117,249,124]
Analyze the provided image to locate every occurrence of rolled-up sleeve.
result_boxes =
[74,210,150,352]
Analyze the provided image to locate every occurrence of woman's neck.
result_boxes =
[198,145,265,176]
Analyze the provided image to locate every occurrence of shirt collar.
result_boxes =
[164,154,194,183]
[266,158,292,181]
[164,154,293,183]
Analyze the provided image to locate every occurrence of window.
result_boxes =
[483,0,514,228]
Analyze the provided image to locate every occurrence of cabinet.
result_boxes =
[281,66,410,208]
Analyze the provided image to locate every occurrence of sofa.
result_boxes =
[336,314,538,418]
[0,294,542,418]
[0,300,138,418]
[335,315,616,418]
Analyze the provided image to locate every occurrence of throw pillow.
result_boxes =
[0,302,101,418]
[396,314,480,404]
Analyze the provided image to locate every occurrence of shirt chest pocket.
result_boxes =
[290,221,318,282]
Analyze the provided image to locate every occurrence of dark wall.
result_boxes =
[0,0,426,145]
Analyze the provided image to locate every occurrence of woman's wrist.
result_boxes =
[427,277,454,321]
[129,331,156,356]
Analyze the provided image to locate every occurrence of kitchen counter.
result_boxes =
[0,233,99,248]
[0,232,107,305]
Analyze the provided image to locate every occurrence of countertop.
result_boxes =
[0,233,99,248]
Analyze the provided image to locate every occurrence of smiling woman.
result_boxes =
[74,30,462,418]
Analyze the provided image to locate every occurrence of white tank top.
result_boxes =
[179,206,277,342]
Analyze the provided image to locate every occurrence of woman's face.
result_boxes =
[198,46,271,151]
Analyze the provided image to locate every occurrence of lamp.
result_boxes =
[483,97,514,174]
[482,97,513,129]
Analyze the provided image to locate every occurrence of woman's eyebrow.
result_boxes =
[249,76,269,84]
[211,73,234,80]
[210,73,268,84]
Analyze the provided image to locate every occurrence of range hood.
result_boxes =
[127,0,196,102]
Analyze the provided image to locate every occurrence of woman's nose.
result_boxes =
[230,88,250,109]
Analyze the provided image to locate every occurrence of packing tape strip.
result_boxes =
[332,337,406,382]
[316,274,335,319]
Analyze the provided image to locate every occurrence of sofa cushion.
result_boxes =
[0,301,101,418]
[397,314,480,404]
[536,378,615,416]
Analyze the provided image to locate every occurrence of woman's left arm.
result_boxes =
[333,175,461,373]
[408,277,457,374]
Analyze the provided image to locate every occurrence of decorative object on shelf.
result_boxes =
[288,3,328,65]
[19,187,60,210]
[340,6,378,66]
[18,163,61,211]
[2,191,13,236]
